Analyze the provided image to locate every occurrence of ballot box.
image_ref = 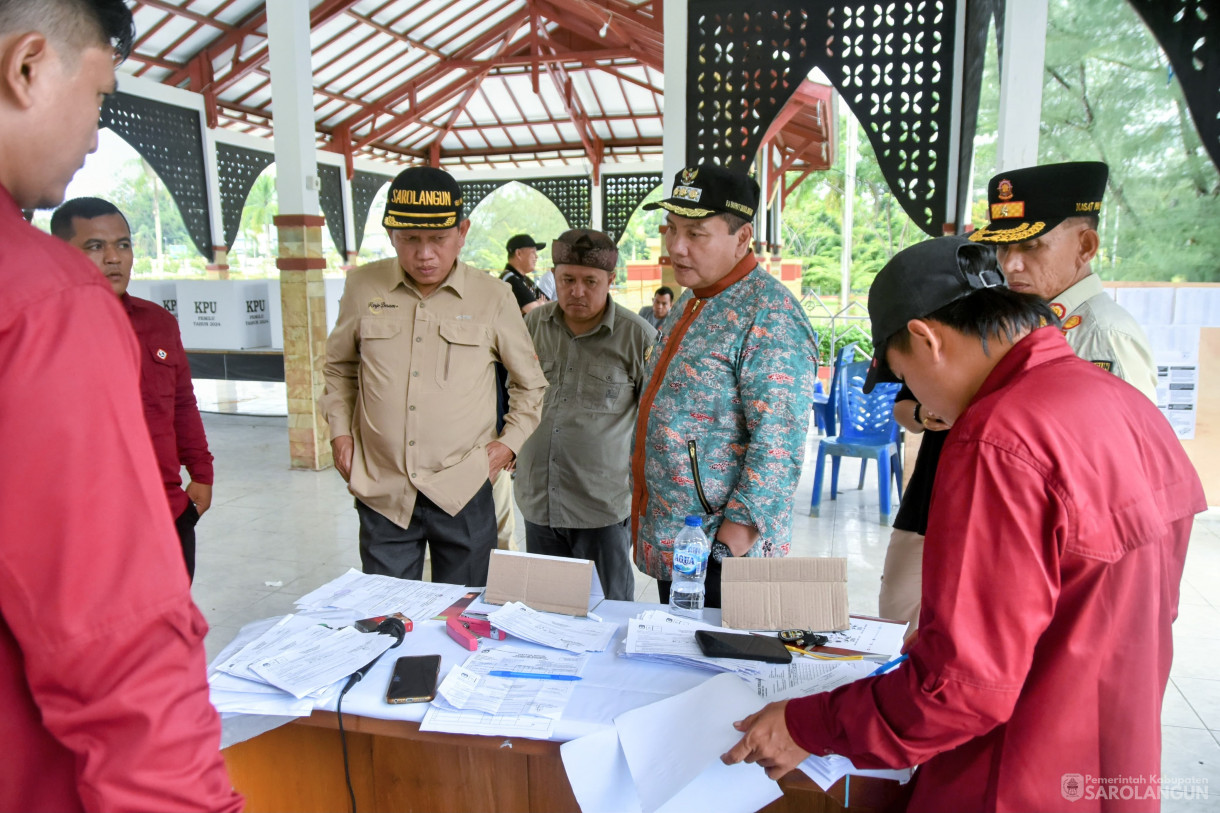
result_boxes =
[265,276,346,350]
[177,280,271,350]
[125,280,179,320]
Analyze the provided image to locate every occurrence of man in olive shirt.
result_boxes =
[321,167,547,586]
[516,230,656,600]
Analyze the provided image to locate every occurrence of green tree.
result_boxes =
[461,182,572,272]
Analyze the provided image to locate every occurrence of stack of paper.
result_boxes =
[804,615,908,660]
[208,613,395,714]
[486,601,618,653]
[294,568,472,621]
[421,645,588,739]
[621,611,774,679]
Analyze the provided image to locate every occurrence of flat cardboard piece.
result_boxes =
[483,550,596,617]
[720,557,849,631]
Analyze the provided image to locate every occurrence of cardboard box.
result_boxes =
[483,550,599,617]
[720,557,849,631]
[177,280,271,350]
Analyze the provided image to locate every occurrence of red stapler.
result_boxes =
[445,613,506,651]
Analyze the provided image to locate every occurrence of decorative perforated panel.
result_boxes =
[1128,0,1220,172]
[351,171,392,253]
[603,173,664,243]
[215,143,274,250]
[461,180,511,217]
[689,2,982,235]
[524,177,592,229]
[318,164,346,256]
[101,92,212,260]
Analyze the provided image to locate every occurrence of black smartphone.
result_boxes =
[385,654,441,704]
[695,630,793,664]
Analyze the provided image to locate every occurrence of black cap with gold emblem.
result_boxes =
[969,161,1108,245]
[643,164,760,220]
[383,166,464,229]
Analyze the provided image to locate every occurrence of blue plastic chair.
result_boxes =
[811,343,858,437]
[809,360,904,525]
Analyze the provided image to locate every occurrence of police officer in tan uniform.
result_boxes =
[321,167,547,586]
[970,161,1157,401]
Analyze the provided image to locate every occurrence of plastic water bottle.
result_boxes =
[669,516,709,619]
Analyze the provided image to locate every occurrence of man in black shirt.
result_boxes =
[502,234,547,314]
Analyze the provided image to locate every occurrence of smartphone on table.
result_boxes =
[385,654,441,704]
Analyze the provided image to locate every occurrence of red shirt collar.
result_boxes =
[971,326,1075,404]
[692,251,757,299]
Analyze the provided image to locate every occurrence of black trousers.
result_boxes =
[524,519,635,601]
[656,556,722,609]
[356,481,497,586]
[175,502,200,584]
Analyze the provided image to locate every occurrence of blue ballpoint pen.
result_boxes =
[488,670,582,681]
[867,653,909,677]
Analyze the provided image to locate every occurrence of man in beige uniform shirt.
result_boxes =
[321,167,547,586]
[970,161,1157,400]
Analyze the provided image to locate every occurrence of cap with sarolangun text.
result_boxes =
[643,164,760,220]
[969,161,1108,245]
[383,166,463,229]
[863,236,1008,393]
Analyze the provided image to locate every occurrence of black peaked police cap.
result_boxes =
[643,164,760,220]
[383,166,463,229]
[863,236,1008,393]
[969,161,1108,245]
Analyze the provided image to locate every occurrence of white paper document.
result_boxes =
[250,625,397,699]
[422,646,587,738]
[487,601,618,653]
[621,611,773,679]
[754,659,876,701]
[294,568,471,621]
[812,616,907,659]
[612,673,782,813]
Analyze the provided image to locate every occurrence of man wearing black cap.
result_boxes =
[321,166,547,586]
[502,233,548,314]
[970,161,1157,400]
[723,236,1203,812]
[630,164,818,607]
[516,230,655,600]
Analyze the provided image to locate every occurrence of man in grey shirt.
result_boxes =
[517,230,657,600]
[637,286,674,330]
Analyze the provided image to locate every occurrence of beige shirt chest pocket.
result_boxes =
[358,317,405,372]
[436,319,493,389]
[580,363,630,413]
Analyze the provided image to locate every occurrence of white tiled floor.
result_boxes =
[192,408,1219,808]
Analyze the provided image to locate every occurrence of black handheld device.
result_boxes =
[695,630,792,664]
[385,655,442,704]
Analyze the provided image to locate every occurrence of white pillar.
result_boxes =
[754,144,768,255]
[996,0,1049,172]
[662,0,688,182]
[840,98,857,306]
[266,0,320,215]
[338,164,357,265]
[201,125,225,251]
[943,0,968,232]
[590,174,604,232]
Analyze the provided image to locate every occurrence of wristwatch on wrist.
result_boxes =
[710,539,733,563]
[913,402,923,425]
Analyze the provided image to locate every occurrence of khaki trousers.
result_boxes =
[879,528,924,630]
[492,472,518,551]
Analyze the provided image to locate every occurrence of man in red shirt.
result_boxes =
[0,1,241,810]
[52,196,214,582]
[723,236,1204,811]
